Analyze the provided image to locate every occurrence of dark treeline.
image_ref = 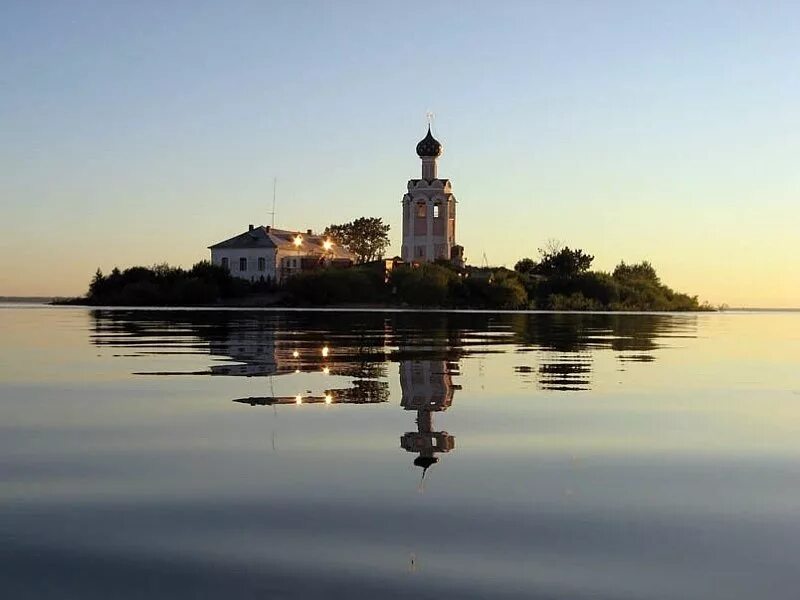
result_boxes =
[513,246,707,311]
[75,245,709,311]
[288,245,709,311]
[80,262,261,306]
[285,261,528,309]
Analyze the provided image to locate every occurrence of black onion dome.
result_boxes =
[416,126,442,157]
[414,456,439,469]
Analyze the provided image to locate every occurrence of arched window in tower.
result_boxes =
[433,202,445,235]
[416,202,427,218]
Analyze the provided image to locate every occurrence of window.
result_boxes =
[239,258,247,271]
[221,257,229,270]
[416,202,426,218]
[258,257,266,271]
[433,203,440,218]
[415,246,426,258]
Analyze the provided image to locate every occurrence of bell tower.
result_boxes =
[401,127,462,265]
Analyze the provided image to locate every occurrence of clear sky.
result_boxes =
[1,1,798,307]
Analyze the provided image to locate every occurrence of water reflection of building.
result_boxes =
[208,323,282,376]
[233,378,390,407]
[208,324,334,377]
[399,359,459,475]
[200,317,388,381]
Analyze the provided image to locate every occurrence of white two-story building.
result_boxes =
[209,225,355,282]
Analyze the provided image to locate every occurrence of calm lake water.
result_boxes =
[1,306,799,599]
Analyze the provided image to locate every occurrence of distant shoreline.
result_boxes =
[2,297,798,312]
[1,297,67,304]
[0,297,796,313]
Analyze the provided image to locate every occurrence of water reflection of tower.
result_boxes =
[399,359,459,477]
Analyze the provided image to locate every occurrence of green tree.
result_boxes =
[324,217,391,263]
[613,261,660,284]
[534,246,594,278]
[514,257,536,275]
[89,268,105,298]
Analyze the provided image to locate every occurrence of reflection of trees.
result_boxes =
[329,379,389,404]
[510,313,697,390]
[511,313,598,353]
[510,313,697,354]
[385,312,510,364]
[514,354,592,391]
[90,309,697,395]
[535,354,592,391]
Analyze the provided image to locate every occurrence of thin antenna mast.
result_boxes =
[268,177,277,228]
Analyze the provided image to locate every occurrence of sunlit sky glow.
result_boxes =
[1,1,798,307]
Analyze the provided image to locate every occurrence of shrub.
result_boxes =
[171,277,220,305]
[116,280,161,305]
[572,272,620,307]
[485,270,528,309]
[392,263,457,307]
[548,292,603,311]
[287,267,379,305]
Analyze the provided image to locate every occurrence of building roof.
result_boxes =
[208,226,276,249]
[209,226,355,259]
